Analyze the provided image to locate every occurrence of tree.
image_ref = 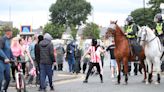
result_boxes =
[131,8,155,27]
[82,22,100,39]
[0,26,4,36]
[43,23,65,39]
[148,0,164,14]
[49,0,92,27]
[70,25,77,40]
[0,25,19,37]
[12,27,20,37]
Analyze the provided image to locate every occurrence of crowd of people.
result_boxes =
[0,30,56,92]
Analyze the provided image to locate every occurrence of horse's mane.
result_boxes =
[143,26,155,36]
[109,21,125,35]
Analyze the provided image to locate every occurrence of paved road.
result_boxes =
[7,56,164,92]
[8,65,164,92]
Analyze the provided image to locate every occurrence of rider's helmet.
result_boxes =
[154,13,163,23]
[125,15,134,25]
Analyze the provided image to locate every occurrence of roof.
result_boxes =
[32,28,43,35]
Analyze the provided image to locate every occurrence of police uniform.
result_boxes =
[155,22,164,45]
[154,13,164,45]
[124,16,140,75]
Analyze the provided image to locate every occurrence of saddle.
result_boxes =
[128,39,142,60]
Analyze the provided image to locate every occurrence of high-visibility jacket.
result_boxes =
[125,25,136,38]
[156,23,163,35]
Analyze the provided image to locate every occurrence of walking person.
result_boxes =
[11,37,22,82]
[106,40,117,78]
[39,33,55,91]
[18,38,27,75]
[56,44,65,71]
[74,45,82,74]
[0,28,14,92]
[66,41,75,73]
[82,39,104,83]
[35,35,43,86]
[27,36,37,84]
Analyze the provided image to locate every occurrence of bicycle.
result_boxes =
[11,59,26,92]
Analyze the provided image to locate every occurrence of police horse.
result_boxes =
[138,26,162,84]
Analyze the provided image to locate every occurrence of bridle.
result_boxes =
[140,28,157,43]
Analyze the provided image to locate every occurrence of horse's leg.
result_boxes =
[139,59,147,83]
[123,58,128,85]
[146,59,152,84]
[116,59,121,84]
[154,57,161,84]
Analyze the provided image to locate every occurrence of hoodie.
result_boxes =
[39,39,55,65]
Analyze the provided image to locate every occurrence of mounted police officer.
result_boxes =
[124,15,140,76]
[154,13,164,46]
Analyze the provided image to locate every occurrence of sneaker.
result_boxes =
[2,90,7,92]
[38,88,46,92]
[101,80,103,83]
[111,74,114,78]
[83,80,88,83]
[50,86,54,91]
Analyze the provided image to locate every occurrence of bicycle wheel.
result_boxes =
[20,74,26,92]
[16,73,26,92]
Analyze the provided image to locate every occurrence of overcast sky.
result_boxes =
[0,0,149,29]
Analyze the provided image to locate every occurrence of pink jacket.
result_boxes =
[11,39,22,57]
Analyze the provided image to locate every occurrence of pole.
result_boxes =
[9,5,11,21]
[143,0,145,25]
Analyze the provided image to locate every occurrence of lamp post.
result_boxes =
[143,0,145,25]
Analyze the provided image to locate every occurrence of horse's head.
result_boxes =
[137,26,154,46]
[105,21,117,39]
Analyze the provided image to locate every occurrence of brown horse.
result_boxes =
[105,21,146,84]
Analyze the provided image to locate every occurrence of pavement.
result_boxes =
[9,70,81,87]
[7,65,164,92]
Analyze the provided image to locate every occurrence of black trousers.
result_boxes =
[11,62,17,81]
[83,63,87,73]
[85,62,103,81]
[58,64,63,71]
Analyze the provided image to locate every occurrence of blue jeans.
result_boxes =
[39,64,53,89]
[0,61,10,91]
[68,58,75,72]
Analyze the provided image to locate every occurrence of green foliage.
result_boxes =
[43,23,65,39]
[49,0,92,27]
[82,22,100,39]
[131,8,155,27]
[0,25,19,37]
[0,26,4,36]
[130,0,164,28]
[70,25,77,40]
[148,0,164,14]
[12,27,20,37]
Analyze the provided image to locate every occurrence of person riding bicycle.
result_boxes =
[124,15,140,75]
[154,13,164,46]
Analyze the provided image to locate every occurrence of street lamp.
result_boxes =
[143,0,145,25]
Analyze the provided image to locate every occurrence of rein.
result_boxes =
[147,36,157,43]
[142,36,162,52]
